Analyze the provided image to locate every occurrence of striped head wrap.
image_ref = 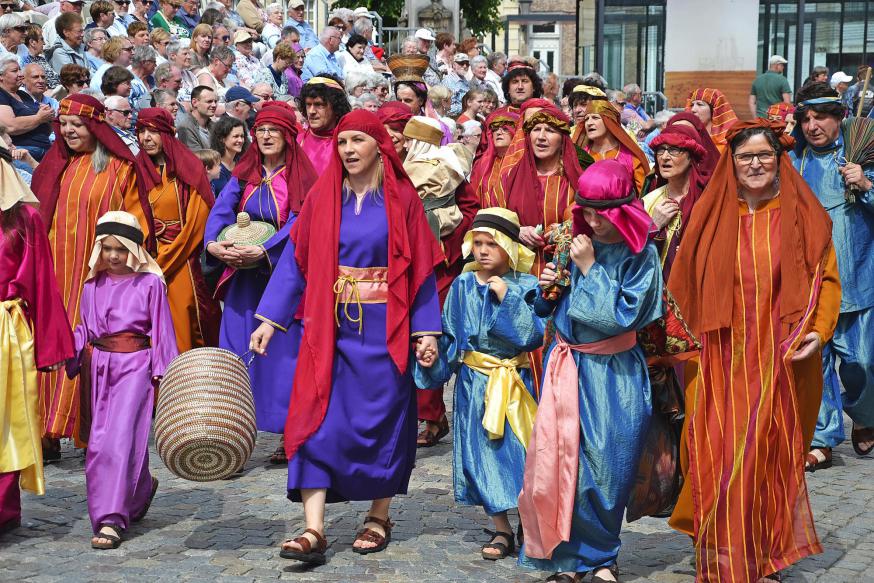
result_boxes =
[686,88,739,145]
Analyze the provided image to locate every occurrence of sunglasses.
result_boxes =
[215,35,230,41]
[114,0,130,4]
[13,25,27,32]
[73,79,89,86]
[108,108,133,116]
[0,4,15,11]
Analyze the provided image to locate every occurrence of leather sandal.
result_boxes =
[592,563,620,583]
[91,524,122,550]
[481,529,514,560]
[852,423,874,456]
[546,573,585,583]
[352,515,393,555]
[269,445,288,465]
[416,416,449,448]
[279,528,328,565]
[804,447,832,472]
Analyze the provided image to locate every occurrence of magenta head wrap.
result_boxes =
[572,159,654,254]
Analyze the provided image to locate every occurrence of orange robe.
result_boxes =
[131,169,220,352]
[669,197,840,581]
[39,153,139,439]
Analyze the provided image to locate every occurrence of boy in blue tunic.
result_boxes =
[415,208,543,561]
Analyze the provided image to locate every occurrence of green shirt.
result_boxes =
[751,71,791,117]
[149,11,190,39]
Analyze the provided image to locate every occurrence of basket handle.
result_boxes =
[241,350,257,369]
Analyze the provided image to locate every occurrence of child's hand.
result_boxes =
[486,275,508,302]
[539,262,559,289]
[415,335,438,368]
[250,322,276,355]
[570,235,596,275]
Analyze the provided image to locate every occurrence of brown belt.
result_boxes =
[78,332,150,444]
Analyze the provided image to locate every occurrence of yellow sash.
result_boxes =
[462,350,537,449]
[0,299,44,495]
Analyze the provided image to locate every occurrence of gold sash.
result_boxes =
[462,350,537,449]
[333,266,389,334]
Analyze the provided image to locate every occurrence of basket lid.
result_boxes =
[217,212,277,246]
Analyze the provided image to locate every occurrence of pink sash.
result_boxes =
[518,330,637,559]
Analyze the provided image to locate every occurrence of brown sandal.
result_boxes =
[91,524,122,550]
[852,423,874,456]
[269,445,287,465]
[352,515,393,555]
[279,528,328,564]
[416,416,449,448]
[804,447,832,472]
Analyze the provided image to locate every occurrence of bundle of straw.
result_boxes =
[843,116,874,203]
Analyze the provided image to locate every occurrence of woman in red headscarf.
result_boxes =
[577,99,651,195]
[668,121,840,582]
[686,87,739,153]
[203,101,317,460]
[31,93,156,448]
[249,110,442,565]
[376,100,413,158]
[494,98,583,276]
[472,109,520,208]
[132,107,220,352]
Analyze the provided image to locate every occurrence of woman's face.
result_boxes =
[174,47,191,69]
[268,9,282,25]
[115,80,131,97]
[254,124,286,158]
[195,32,211,52]
[352,85,366,98]
[384,124,407,157]
[583,113,607,141]
[733,134,778,195]
[224,125,245,155]
[349,42,365,62]
[480,98,495,116]
[87,32,107,54]
[492,124,513,150]
[0,61,21,90]
[690,100,712,126]
[529,123,562,161]
[467,94,484,115]
[373,84,388,102]
[337,130,379,177]
[137,127,164,158]
[60,114,97,152]
[396,85,423,114]
[29,33,45,54]
[655,146,692,180]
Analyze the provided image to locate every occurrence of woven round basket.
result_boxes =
[155,348,257,482]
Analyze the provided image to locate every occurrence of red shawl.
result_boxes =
[376,100,414,133]
[136,107,215,206]
[233,101,317,215]
[284,109,443,459]
[499,99,583,226]
[32,93,158,252]
[470,109,520,199]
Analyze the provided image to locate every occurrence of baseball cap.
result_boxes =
[769,55,788,65]
[453,53,469,63]
[288,0,304,7]
[225,86,260,104]
[233,29,254,44]
[414,28,435,42]
[831,71,853,86]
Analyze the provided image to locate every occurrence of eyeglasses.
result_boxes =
[254,127,282,137]
[122,46,133,52]
[655,146,688,158]
[108,108,133,116]
[216,35,230,41]
[13,25,27,32]
[114,0,130,4]
[733,151,776,166]
[0,4,15,11]
[72,79,89,86]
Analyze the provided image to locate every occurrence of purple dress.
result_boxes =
[73,272,177,534]
[203,169,302,433]
[256,191,441,503]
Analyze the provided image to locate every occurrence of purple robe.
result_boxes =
[73,271,177,534]
[203,169,301,433]
[256,192,441,503]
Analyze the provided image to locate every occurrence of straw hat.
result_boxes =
[387,54,429,83]
[218,212,276,249]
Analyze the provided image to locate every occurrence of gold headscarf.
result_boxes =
[0,157,38,211]
[86,211,165,283]
[462,207,535,274]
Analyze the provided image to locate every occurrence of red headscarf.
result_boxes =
[685,88,739,147]
[136,108,215,206]
[284,109,443,460]
[498,99,583,226]
[668,119,833,336]
[470,109,519,196]
[232,101,317,215]
[767,102,796,121]
[572,159,654,253]
[33,93,158,251]
[649,121,719,237]
[376,100,414,133]
[664,112,721,170]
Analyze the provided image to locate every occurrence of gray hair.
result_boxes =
[367,71,387,89]
[358,92,379,107]
[92,142,110,174]
[265,2,282,15]
[84,27,108,45]
[104,94,127,109]
[209,45,234,63]
[653,109,675,128]
[470,55,487,68]
[329,7,353,22]
[205,1,224,10]
[154,62,178,85]
[401,36,417,53]
[132,45,158,66]
[622,83,641,96]
[319,26,339,43]
[0,55,18,76]
[351,16,372,36]
[344,71,369,94]
[461,120,481,136]
[167,40,185,57]
[487,52,506,69]
[151,88,177,106]
[0,13,24,34]
[281,24,299,39]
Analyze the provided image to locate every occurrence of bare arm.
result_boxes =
[748,94,757,118]
[782,92,792,104]
[0,103,53,136]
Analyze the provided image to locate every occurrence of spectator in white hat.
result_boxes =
[831,70,853,96]
[749,54,791,118]
[414,28,434,55]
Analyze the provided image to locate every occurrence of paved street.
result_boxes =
[1,410,872,582]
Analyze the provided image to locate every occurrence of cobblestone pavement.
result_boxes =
[0,412,872,582]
